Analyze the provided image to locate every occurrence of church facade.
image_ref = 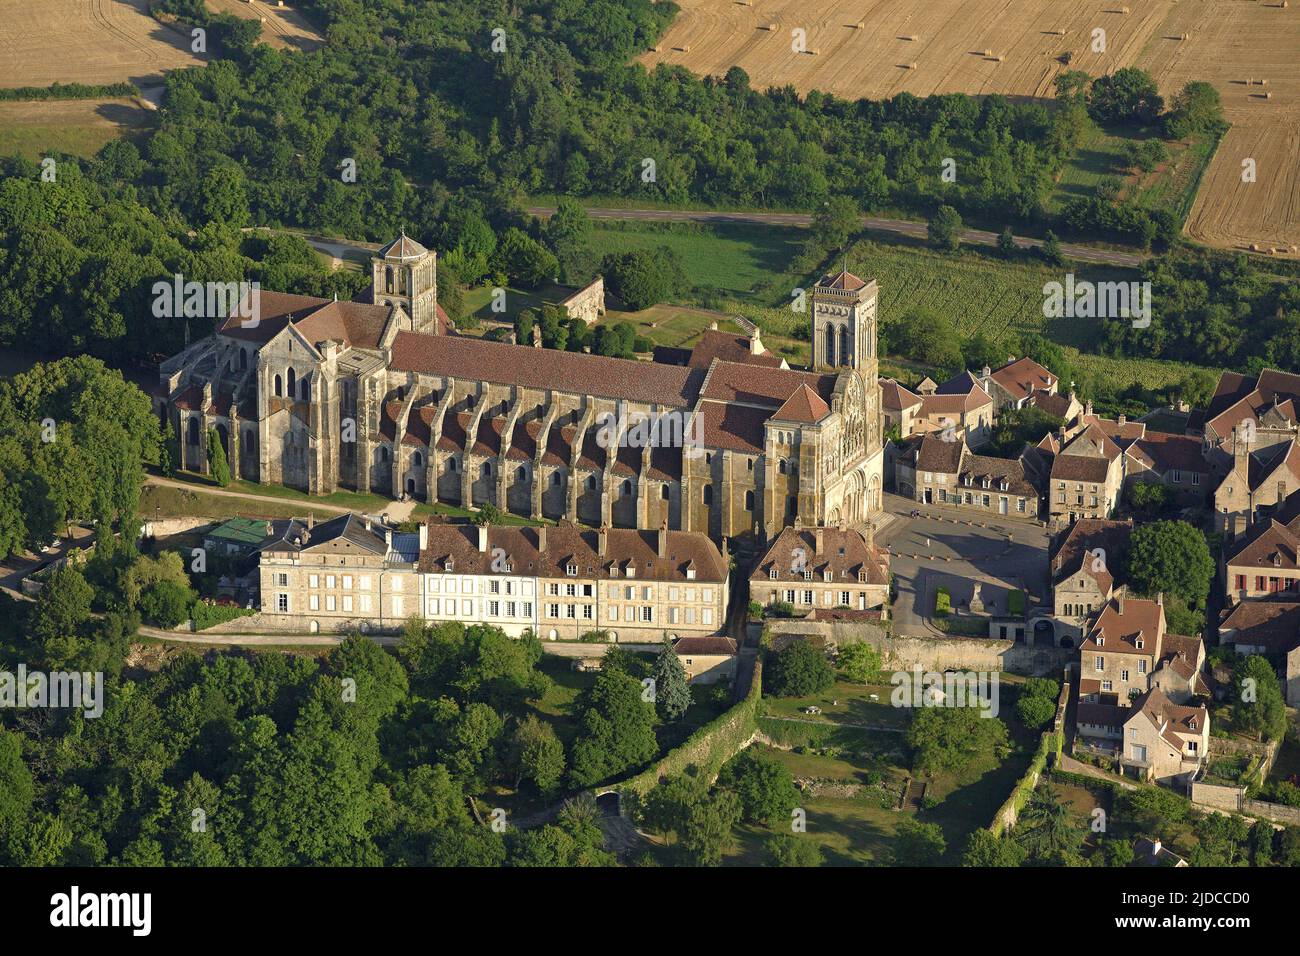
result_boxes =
[155,235,884,543]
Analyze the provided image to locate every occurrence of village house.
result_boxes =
[1076,593,1210,708]
[895,434,1038,518]
[914,371,995,447]
[1194,367,1300,473]
[1218,596,1300,705]
[750,524,890,615]
[1048,423,1125,526]
[982,356,1058,411]
[673,636,739,684]
[1047,518,1132,648]
[1077,687,1208,785]
[880,378,922,437]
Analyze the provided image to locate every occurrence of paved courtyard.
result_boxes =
[875,492,1050,638]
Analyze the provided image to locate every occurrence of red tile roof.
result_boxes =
[686,329,783,370]
[772,384,831,423]
[389,332,705,406]
[990,357,1055,402]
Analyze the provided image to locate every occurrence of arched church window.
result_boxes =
[839,326,850,365]
[702,485,713,505]
[287,368,296,398]
[273,374,282,397]
[385,266,393,293]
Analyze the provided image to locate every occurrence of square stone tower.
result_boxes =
[372,233,439,333]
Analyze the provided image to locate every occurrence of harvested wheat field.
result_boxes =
[641,0,1177,101]
[1136,0,1300,256]
[204,0,324,52]
[0,0,204,89]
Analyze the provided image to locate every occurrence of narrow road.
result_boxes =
[144,475,360,515]
[525,205,1148,268]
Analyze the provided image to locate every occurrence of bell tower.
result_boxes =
[373,233,439,333]
[812,269,878,374]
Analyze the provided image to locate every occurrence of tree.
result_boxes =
[884,308,962,375]
[907,706,1010,775]
[1165,81,1225,139]
[1124,520,1214,616]
[31,563,94,653]
[508,715,566,795]
[1089,67,1164,126]
[927,204,962,252]
[767,639,835,697]
[652,639,691,722]
[1016,694,1056,730]
[680,788,742,866]
[601,247,685,312]
[997,226,1017,258]
[207,428,231,487]
[492,228,559,289]
[1233,655,1287,742]
[838,642,882,683]
[139,579,195,628]
[1015,786,1082,863]
[513,308,536,347]
[544,198,592,282]
[718,751,799,826]
[569,668,658,787]
[894,818,946,865]
[1040,230,1065,267]
[765,834,823,867]
[962,829,1025,867]
[811,195,860,252]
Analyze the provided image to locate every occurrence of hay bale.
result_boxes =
[906,62,918,69]
[1052,28,1068,36]
[1266,91,1274,99]
[1251,243,1261,252]
[765,23,777,31]
[995,54,1005,62]
[854,21,864,29]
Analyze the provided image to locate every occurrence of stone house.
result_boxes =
[1218,595,1300,705]
[1047,518,1132,647]
[914,371,995,448]
[897,434,1039,518]
[1213,433,1300,537]
[1048,423,1125,526]
[553,276,605,325]
[880,378,922,437]
[984,356,1058,411]
[1076,593,1209,708]
[750,524,890,614]
[673,636,739,684]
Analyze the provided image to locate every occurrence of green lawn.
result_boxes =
[761,681,906,729]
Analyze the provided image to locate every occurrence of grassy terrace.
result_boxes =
[727,677,1039,865]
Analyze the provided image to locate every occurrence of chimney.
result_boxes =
[814,527,824,554]
[307,513,315,531]
[709,320,718,331]
[749,329,762,355]
[657,519,667,559]
[477,526,488,552]
[1157,591,1164,607]
[1117,592,1125,615]
[1151,840,1162,855]
[384,528,392,551]
[598,525,608,557]
[1118,414,1127,427]
[536,525,547,553]
[418,521,428,552]
[1084,399,1092,417]
[865,521,875,551]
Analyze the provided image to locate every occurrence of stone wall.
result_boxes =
[766,619,1070,676]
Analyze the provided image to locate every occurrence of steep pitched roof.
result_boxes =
[1221,596,1300,654]
[749,526,889,585]
[817,269,867,291]
[913,433,966,473]
[686,329,783,370]
[880,378,922,412]
[990,356,1055,402]
[377,233,428,260]
[1080,595,1164,656]
[698,361,837,408]
[772,383,831,423]
[1050,518,1132,593]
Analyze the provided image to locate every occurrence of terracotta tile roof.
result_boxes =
[919,390,990,416]
[696,400,768,455]
[217,290,329,343]
[1221,596,1300,654]
[990,356,1055,402]
[1129,687,1207,748]
[817,269,867,292]
[686,329,783,370]
[377,233,429,260]
[1225,517,1300,570]
[957,454,1037,498]
[417,523,726,583]
[913,434,966,473]
[1080,596,1163,656]
[698,361,837,408]
[1050,518,1132,592]
[772,383,831,423]
[389,332,705,406]
[1204,368,1300,439]
[749,526,889,586]
[1028,389,1072,419]
[1076,701,1125,729]
[1126,432,1207,475]
[880,378,922,412]
[673,636,738,656]
[1051,455,1113,483]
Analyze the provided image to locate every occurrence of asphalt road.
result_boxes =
[525,205,1148,268]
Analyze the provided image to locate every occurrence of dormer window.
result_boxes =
[445,558,454,572]
[823,570,833,582]
[686,568,696,580]
[858,571,867,583]
[769,568,778,580]
[502,562,512,573]
[625,564,636,579]
[1135,638,1144,649]
[1097,636,1104,646]
[802,570,813,581]
[1188,719,1196,730]
[565,563,577,576]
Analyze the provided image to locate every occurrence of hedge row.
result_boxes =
[0,82,138,102]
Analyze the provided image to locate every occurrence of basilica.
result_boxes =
[155,235,884,542]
